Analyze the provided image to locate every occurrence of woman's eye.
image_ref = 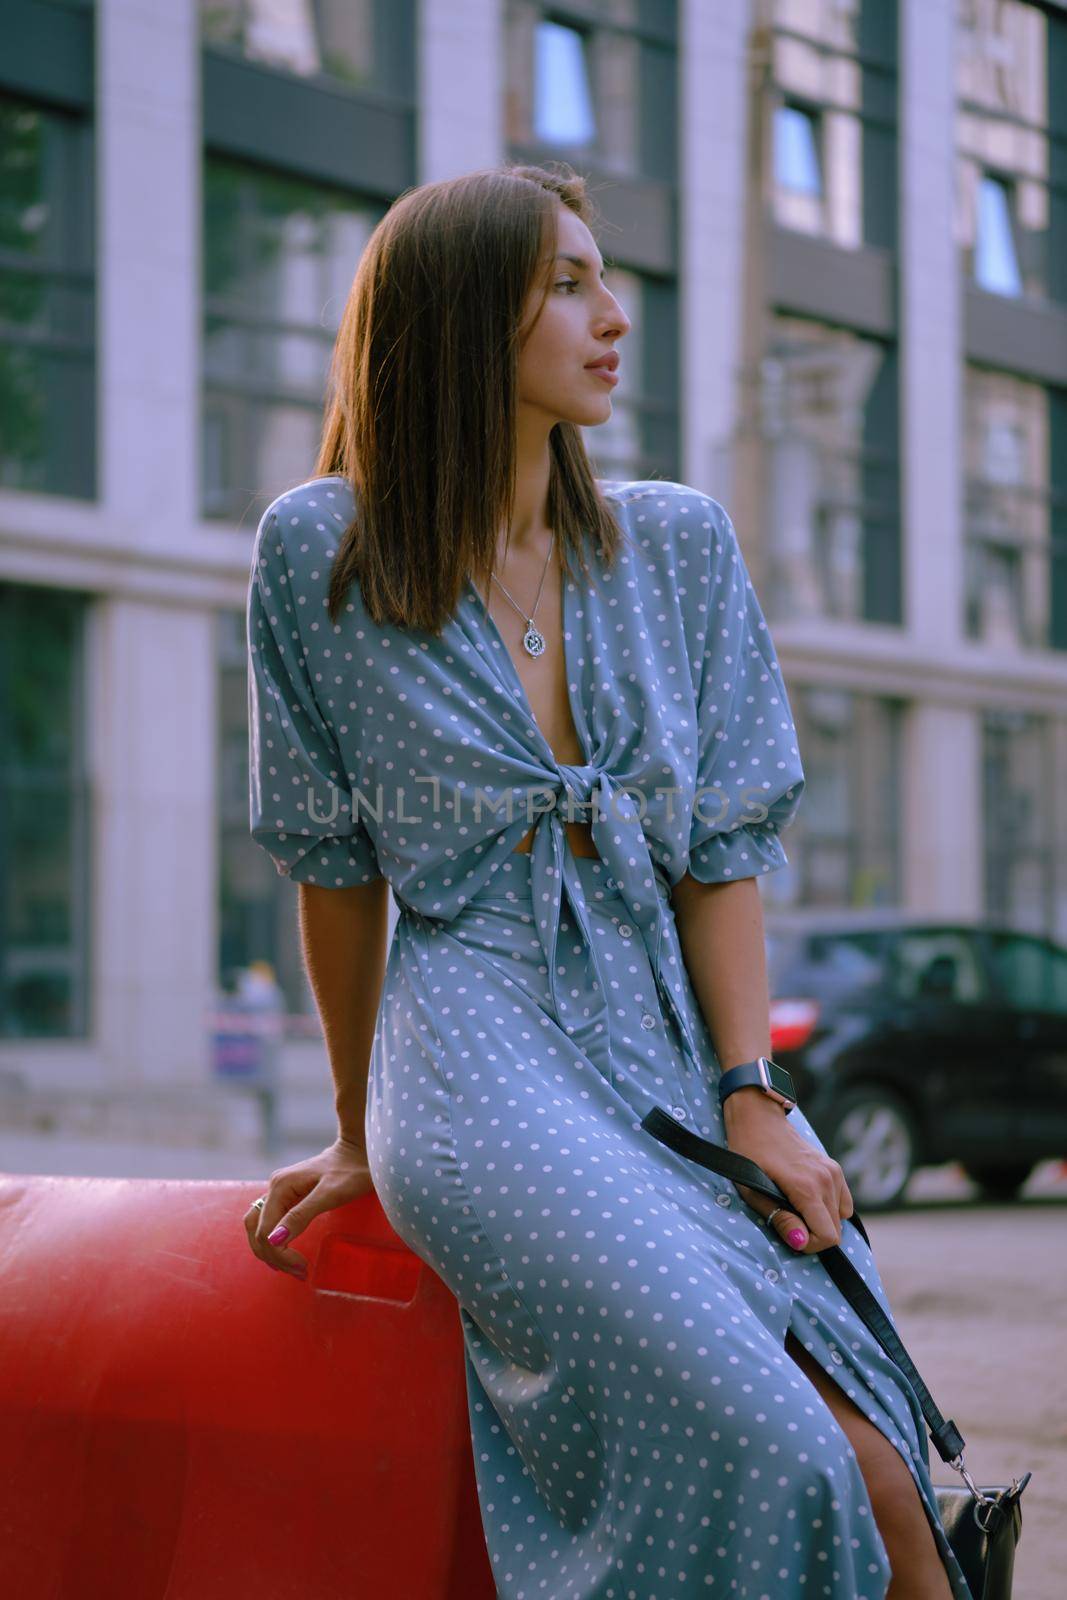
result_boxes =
[555,278,580,293]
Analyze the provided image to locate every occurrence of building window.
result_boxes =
[767,0,898,252]
[534,20,597,146]
[789,687,902,909]
[0,92,95,498]
[774,101,824,227]
[964,366,1067,652]
[202,156,384,523]
[973,173,1024,296]
[505,1,676,182]
[983,709,1066,937]
[957,0,1063,304]
[216,609,314,1014]
[0,584,91,1039]
[761,315,900,625]
[199,0,408,94]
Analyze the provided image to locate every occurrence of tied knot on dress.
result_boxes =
[555,761,601,816]
[524,759,704,1093]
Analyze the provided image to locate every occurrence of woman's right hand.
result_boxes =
[242,1135,376,1279]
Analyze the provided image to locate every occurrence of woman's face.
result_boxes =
[517,204,631,430]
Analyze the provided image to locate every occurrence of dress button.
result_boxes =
[830,1349,844,1365]
[640,1012,656,1031]
[764,1268,779,1285]
[715,1192,732,1208]
[671,1104,687,1120]
[618,922,633,938]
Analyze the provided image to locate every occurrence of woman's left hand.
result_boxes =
[723,1090,854,1254]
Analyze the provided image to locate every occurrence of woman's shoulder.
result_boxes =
[254,474,355,557]
[597,477,738,600]
[250,475,359,609]
[598,476,726,518]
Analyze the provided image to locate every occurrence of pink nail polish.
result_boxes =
[267,1225,289,1245]
[787,1229,807,1249]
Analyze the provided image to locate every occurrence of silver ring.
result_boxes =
[250,1196,267,1212]
[765,1207,784,1227]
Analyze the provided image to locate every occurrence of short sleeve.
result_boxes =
[246,507,383,888]
[685,500,805,883]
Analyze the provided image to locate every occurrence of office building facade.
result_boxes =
[1,0,1065,1126]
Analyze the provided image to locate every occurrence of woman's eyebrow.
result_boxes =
[556,252,607,279]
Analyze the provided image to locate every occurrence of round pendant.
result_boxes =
[522,624,546,657]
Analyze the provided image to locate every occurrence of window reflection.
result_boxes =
[761,316,899,625]
[768,0,895,251]
[956,0,1057,302]
[0,94,95,497]
[788,686,902,909]
[0,585,90,1039]
[974,174,1023,296]
[216,609,315,1015]
[775,102,823,203]
[505,0,661,180]
[202,157,382,522]
[534,21,596,146]
[983,709,1062,935]
[200,0,377,89]
[963,366,1061,650]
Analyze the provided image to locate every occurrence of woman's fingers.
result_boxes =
[242,1171,320,1278]
[735,1170,846,1254]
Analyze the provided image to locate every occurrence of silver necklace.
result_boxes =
[486,529,556,657]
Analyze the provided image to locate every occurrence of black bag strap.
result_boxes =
[641,1105,968,1465]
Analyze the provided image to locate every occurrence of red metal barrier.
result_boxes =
[0,1173,495,1600]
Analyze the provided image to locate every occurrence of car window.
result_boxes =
[987,933,1067,1014]
[890,931,987,1003]
[767,932,886,995]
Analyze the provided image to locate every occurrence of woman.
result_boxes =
[243,163,969,1599]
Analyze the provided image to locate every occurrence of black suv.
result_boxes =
[761,911,1067,1210]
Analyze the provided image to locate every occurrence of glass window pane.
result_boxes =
[0,585,90,1039]
[202,157,383,523]
[964,367,1053,649]
[974,175,1023,296]
[215,609,314,1015]
[775,104,823,195]
[505,1,667,181]
[0,94,95,498]
[956,0,1056,303]
[987,933,1051,1010]
[200,0,380,91]
[983,709,1056,933]
[762,316,900,625]
[786,687,902,908]
[891,932,987,1003]
[768,0,895,251]
[533,21,597,146]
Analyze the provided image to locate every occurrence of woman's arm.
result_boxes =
[671,873,775,1099]
[671,872,852,1250]
[297,877,391,1150]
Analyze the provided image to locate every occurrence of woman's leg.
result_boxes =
[784,1330,953,1599]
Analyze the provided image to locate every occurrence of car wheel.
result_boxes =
[821,1087,918,1212]
[961,1162,1035,1202]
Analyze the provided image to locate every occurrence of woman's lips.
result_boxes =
[586,366,619,386]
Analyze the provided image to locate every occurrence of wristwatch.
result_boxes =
[717,1056,797,1114]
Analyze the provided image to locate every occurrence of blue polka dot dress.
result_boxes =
[247,475,973,1600]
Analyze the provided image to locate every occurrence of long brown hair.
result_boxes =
[312,161,631,632]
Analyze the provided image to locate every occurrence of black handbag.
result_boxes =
[642,1106,1032,1600]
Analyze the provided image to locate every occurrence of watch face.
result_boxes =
[764,1059,796,1103]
